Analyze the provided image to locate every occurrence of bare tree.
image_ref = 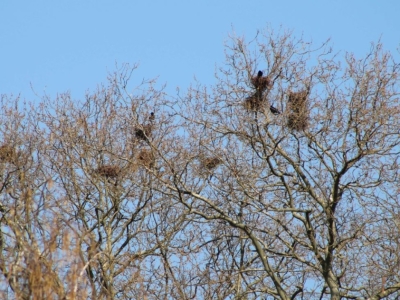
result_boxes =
[1,28,400,300]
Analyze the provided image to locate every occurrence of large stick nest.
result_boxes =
[0,145,16,163]
[201,157,222,170]
[287,90,309,131]
[251,71,272,92]
[95,165,121,178]
[243,71,273,111]
[134,124,152,141]
[243,91,264,111]
[137,150,155,168]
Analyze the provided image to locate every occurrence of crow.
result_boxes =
[269,105,281,115]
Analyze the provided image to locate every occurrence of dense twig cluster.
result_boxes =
[95,165,120,178]
[287,90,309,130]
[202,157,222,170]
[135,112,156,169]
[134,112,155,141]
[137,149,155,168]
[244,71,272,111]
[134,124,152,141]
[0,145,16,163]
[251,70,271,92]
[244,70,283,117]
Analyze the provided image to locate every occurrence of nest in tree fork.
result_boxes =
[96,165,120,178]
[288,91,308,112]
[0,145,16,162]
[287,113,309,131]
[202,157,222,170]
[287,90,309,131]
[244,91,265,111]
[134,112,155,141]
[137,150,155,168]
[134,124,152,141]
[251,71,272,92]
[243,71,272,111]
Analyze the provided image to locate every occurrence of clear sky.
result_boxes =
[1,1,399,101]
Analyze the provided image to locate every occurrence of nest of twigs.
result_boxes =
[287,90,309,131]
[134,124,152,141]
[0,145,16,163]
[137,150,155,168]
[243,92,264,111]
[288,91,308,109]
[243,71,273,111]
[251,71,272,92]
[95,165,120,178]
[202,157,222,170]
[288,113,309,131]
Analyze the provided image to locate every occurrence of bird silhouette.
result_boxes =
[269,105,281,115]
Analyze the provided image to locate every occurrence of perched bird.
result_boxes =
[149,112,155,121]
[269,105,281,115]
[257,70,263,77]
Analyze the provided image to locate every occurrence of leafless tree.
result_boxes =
[1,28,400,300]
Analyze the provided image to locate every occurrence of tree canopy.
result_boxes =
[1,28,400,300]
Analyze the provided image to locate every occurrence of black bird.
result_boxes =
[257,70,263,77]
[270,105,281,115]
[149,112,155,121]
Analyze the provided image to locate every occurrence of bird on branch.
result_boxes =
[269,105,281,115]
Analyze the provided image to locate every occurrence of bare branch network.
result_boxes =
[1,28,400,300]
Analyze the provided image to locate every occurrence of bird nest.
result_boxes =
[288,91,308,111]
[251,71,272,92]
[287,90,309,131]
[287,113,309,131]
[137,150,155,168]
[0,145,16,163]
[243,92,265,111]
[202,157,222,170]
[243,71,273,112]
[134,124,152,141]
[95,165,121,178]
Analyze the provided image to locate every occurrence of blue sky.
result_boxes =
[1,1,399,101]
